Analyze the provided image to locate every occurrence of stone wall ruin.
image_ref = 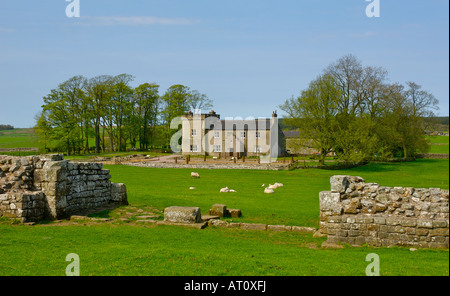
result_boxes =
[0,154,127,222]
[319,175,449,248]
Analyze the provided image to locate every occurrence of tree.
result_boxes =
[161,84,192,147]
[188,90,213,112]
[84,75,114,153]
[34,111,52,153]
[325,54,364,115]
[282,55,438,163]
[41,88,78,155]
[59,75,87,154]
[404,81,439,117]
[280,74,341,165]
[134,83,160,150]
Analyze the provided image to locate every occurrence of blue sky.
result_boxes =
[0,0,448,128]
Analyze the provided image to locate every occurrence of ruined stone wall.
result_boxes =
[319,175,449,248]
[0,154,127,222]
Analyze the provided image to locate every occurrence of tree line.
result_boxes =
[0,125,14,131]
[280,54,439,165]
[35,74,213,155]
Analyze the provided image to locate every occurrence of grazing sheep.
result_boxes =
[191,172,200,178]
[264,187,274,194]
[268,184,278,189]
[220,187,229,193]
[274,182,284,187]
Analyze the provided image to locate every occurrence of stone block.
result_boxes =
[417,219,433,229]
[267,225,291,231]
[227,208,241,218]
[164,206,202,224]
[319,191,342,214]
[291,226,316,234]
[241,223,267,231]
[209,204,227,217]
[330,175,350,193]
[111,183,128,204]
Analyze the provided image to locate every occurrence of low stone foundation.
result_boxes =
[319,175,449,248]
[0,154,128,222]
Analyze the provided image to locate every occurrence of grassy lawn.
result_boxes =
[0,158,448,276]
[0,223,448,276]
[426,135,449,154]
[106,159,449,227]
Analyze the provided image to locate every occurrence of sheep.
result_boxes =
[229,189,237,193]
[189,187,196,190]
[268,183,284,189]
[220,187,229,193]
[264,187,274,194]
[191,172,200,178]
[261,184,265,187]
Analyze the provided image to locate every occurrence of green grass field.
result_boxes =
[0,129,41,149]
[426,135,449,154]
[0,159,448,276]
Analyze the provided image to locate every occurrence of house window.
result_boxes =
[190,145,198,152]
[240,131,246,138]
[214,131,220,138]
[254,145,262,153]
[191,129,196,136]
[213,145,222,152]
[256,132,261,138]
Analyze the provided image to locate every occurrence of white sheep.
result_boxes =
[229,189,237,193]
[264,187,274,194]
[274,182,284,187]
[191,172,200,178]
[268,184,278,189]
[189,187,196,190]
[220,187,229,193]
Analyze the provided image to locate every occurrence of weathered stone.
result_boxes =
[292,226,316,234]
[209,204,227,217]
[164,206,202,224]
[330,175,350,193]
[241,223,267,231]
[343,198,360,214]
[267,225,291,231]
[319,191,342,214]
[227,208,242,218]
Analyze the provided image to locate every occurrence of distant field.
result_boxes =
[426,135,449,154]
[0,128,41,149]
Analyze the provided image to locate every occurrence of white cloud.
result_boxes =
[78,16,200,26]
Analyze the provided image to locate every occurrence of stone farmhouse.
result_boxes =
[180,110,286,159]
